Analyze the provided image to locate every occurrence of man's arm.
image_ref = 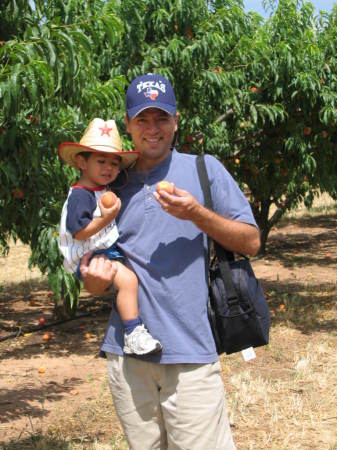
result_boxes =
[154,187,260,256]
[191,202,260,256]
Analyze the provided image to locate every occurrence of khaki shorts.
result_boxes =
[106,353,236,450]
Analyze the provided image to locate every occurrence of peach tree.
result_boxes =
[111,0,337,252]
[0,0,126,317]
[212,0,337,251]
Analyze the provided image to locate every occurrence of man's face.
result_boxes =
[125,108,179,169]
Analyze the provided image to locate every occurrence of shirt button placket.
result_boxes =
[144,182,153,212]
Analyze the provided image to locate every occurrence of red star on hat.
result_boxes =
[99,122,113,136]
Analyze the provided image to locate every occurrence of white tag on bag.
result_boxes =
[241,347,256,361]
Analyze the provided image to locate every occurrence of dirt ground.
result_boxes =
[0,201,337,449]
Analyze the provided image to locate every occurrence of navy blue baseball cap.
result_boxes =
[126,73,177,119]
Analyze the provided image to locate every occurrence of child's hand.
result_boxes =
[98,196,121,221]
[75,197,122,241]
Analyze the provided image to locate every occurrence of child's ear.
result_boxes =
[75,154,87,170]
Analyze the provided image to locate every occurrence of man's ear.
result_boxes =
[174,112,180,133]
[124,113,130,134]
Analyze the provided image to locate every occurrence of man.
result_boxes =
[80,73,260,450]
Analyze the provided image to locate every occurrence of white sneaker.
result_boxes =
[123,325,162,355]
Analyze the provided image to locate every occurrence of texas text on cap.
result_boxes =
[126,73,177,119]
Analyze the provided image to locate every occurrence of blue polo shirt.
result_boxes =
[100,149,257,363]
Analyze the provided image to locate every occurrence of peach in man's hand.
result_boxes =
[156,180,174,194]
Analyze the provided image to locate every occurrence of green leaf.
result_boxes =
[250,104,258,124]
[43,38,57,68]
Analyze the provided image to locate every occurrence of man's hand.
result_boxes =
[80,252,117,296]
[153,185,202,221]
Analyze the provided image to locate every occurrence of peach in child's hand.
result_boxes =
[101,191,117,208]
[156,180,174,194]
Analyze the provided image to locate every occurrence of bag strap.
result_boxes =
[196,155,240,304]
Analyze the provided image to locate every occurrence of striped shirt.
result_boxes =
[58,185,119,273]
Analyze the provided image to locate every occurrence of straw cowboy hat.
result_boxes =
[58,118,138,169]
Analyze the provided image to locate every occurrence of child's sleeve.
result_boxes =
[66,189,97,237]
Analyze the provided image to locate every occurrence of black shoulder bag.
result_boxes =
[196,155,270,355]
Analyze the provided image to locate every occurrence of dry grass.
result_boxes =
[223,324,337,450]
[1,196,337,450]
[0,240,46,300]
[0,240,42,284]
[268,192,337,221]
[285,192,337,219]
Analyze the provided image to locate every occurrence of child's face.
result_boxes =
[76,152,121,187]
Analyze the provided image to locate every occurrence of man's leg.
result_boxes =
[159,361,236,450]
[107,354,235,450]
[106,353,167,450]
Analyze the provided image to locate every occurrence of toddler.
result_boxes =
[58,118,162,356]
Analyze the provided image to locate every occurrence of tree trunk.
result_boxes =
[53,296,77,321]
[259,226,271,254]
[256,199,272,254]
[257,201,287,254]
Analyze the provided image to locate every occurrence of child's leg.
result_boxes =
[113,262,139,321]
[113,261,162,355]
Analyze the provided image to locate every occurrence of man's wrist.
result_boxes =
[191,203,213,229]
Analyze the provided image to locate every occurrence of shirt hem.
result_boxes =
[100,344,219,364]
